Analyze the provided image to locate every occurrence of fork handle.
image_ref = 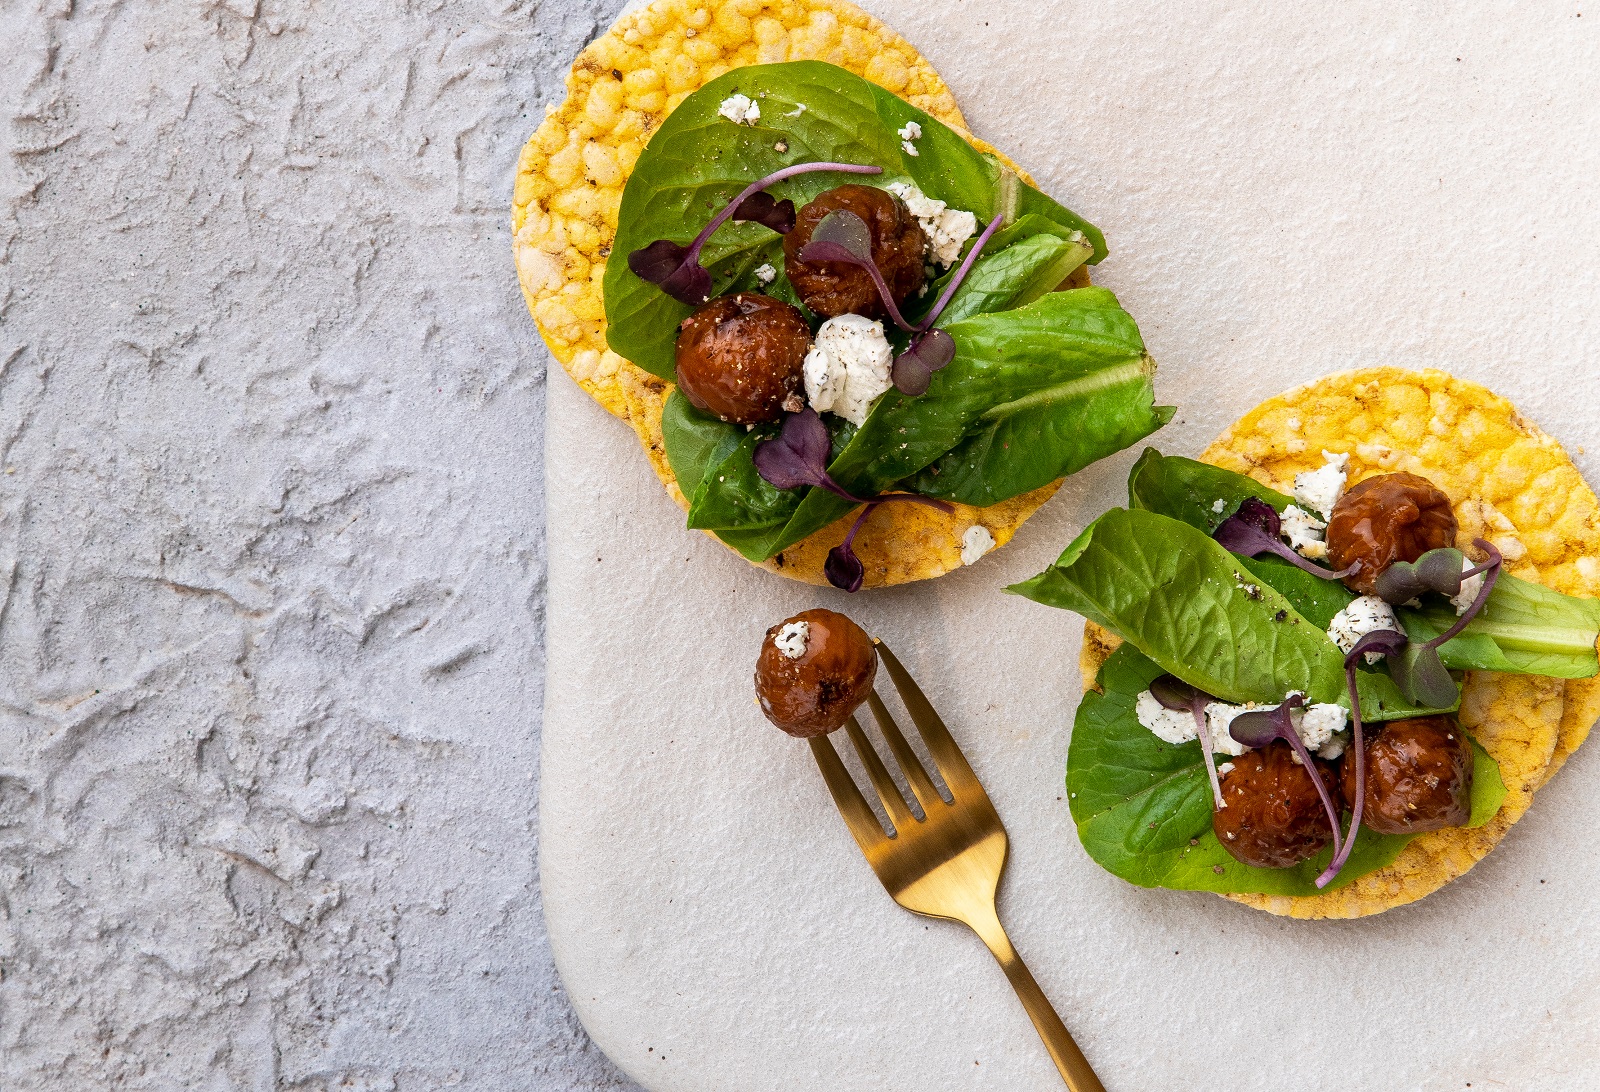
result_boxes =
[966,907,1107,1092]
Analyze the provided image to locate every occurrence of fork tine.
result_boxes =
[876,642,985,799]
[864,690,945,812]
[808,735,891,853]
[842,715,917,831]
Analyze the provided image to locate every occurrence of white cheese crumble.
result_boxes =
[1280,503,1328,560]
[960,525,996,566]
[773,620,810,659]
[1217,762,1235,776]
[897,121,922,141]
[1295,702,1348,752]
[1135,691,1199,745]
[1294,451,1350,519]
[884,181,978,268]
[718,93,761,125]
[1203,703,1252,757]
[1317,735,1349,761]
[785,103,807,117]
[1212,499,1226,514]
[1328,595,1401,662]
[754,263,776,286]
[1452,556,1486,615]
[802,314,893,426]
[902,140,920,157]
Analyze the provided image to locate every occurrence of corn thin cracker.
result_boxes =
[512,0,1066,588]
[1079,368,1599,917]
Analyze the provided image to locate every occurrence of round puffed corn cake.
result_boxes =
[512,0,1079,588]
[1081,367,1600,918]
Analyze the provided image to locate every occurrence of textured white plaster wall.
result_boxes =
[0,1,638,1087]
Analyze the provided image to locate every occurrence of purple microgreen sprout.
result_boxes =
[1149,674,1225,811]
[1418,538,1503,649]
[1379,538,1503,709]
[798,206,1006,396]
[753,409,952,592]
[1228,694,1344,861]
[729,190,796,234]
[1213,497,1359,580]
[891,329,956,396]
[1374,547,1468,604]
[1317,627,1408,888]
[797,210,919,332]
[825,503,875,593]
[628,161,883,305]
[917,211,1005,330]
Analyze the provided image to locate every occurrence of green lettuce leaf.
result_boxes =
[1067,643,1506,896]
[688,289,1167,560]
[604,61,1104,380]
[1010,507,1348,706]
[1128,449,1600,681]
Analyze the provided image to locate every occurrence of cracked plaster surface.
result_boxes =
[0,0,638,1087]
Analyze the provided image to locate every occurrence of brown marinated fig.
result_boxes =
[1341,715,1473,834]
[782,184,927,318]
[754,609,877,738]
[1213,740,1343,868]
[674,293,812,424]
[1326,472,1459,595]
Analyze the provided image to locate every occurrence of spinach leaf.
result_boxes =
[1011,507,1349,706]
[1401,572,1600,679]
[661,390,744,500]
[605,61,1104,379]
[1128,447,1294,535]
[689,289,1166,560]
[1129,449,1600,681]
[1067,643,1505,896]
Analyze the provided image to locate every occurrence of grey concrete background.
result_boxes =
[0,0,640,1087]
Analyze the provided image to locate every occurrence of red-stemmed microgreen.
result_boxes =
[1213,497,1358,580]
[1149,674,1225,811]
[1384,539,1503,709]
[1228,694,1344,862]
[797,210,919,332]
[799,206,1005,396]
[1317,627,1407,889]
[628,162,883,305]
[752,409,952,592]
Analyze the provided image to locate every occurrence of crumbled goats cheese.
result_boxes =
[1139,689,1347,759]
[1317,735,1348,761]
[884,181,978,268]
[1328,595,1401,662]
[960,524,995,566]
[773,620,810,659]
[1295,701,1348,752]
[1280,503,1328,560]
[1294,451,1350,519]
[1135,691,1199,745]
[1452,555,1486,615]
[898,120,922,156]
[1203,703,1252,757]
[718,93,761,125]
[1212,499,1226,514]
[754,263,776,286]
[803,314,893,426]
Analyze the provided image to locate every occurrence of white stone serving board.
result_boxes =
[541,3,1600,1089]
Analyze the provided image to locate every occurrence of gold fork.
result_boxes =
[808,641,1106,1092]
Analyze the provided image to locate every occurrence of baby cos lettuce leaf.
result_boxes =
[1400,575,1600,679]
[686,289,1168,561]
[1128,449,1600,682]
[1068,643,1506,896]
[605,60,1105,380]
